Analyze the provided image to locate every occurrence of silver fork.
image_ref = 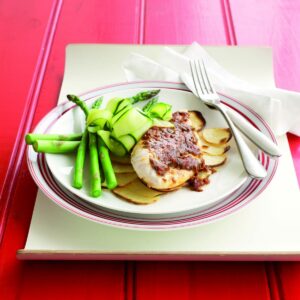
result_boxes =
[189,59,267,179]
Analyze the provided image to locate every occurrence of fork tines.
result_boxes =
[189,59,216,96]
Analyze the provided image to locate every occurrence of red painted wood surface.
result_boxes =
[143,0,228,44]
[230,2,300,298]
[0,0,299,299]
[230,0,300,90]
[230,0,300,184]
[0,0,53,190]
[0,0,56,243]
[0,0,139,299]
[135,262,271,300]
[32,0,141,126]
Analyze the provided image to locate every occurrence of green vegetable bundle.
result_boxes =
[88,89,172,157]
[25,89,172,198]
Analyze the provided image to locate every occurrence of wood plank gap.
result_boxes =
[220,0,237,45]
[138,0,146,44]
[124,262,136,300]
[0,0,63,244]
[265,262,284,300]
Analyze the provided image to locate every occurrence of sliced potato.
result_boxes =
[151,182,187,192]
[189,110,206,131]
[112,162,134,173]
[202,153,227,167]
[198,138,230,156]
[110,153,131,165]
[115,172,137,187]
[153,119,174,128]
[202,128,232,145]
[197,170,212,180]
[102,172,137,188]
[113,179,163,204]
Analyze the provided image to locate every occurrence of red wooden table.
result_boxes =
[1,0,300,299]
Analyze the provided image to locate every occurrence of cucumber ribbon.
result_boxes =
[86,92,172,157]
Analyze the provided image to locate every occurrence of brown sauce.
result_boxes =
[142,111,209,191]
[189,176,210,192]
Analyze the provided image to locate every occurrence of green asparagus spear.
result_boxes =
[89,133,101,197]
[142,97,158,113]
[99,160,105,184]
[93,97,105,184]
[67,94,89,117]
[130,89,160,104]
[97,137,117,189]
[72,130,88,189]
[25,133,82,145]
[67,95,100,190]
[33,140,80,153]
[92,97,103,109]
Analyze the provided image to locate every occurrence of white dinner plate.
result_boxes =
[27,81,278,230]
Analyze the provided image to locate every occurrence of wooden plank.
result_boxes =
[144,0,228,44]
[31,0,141,126]
[0,0,56,243]
[226,1,300,186]
[229,0,274,45]
[0,159,124,300]
[17,261,125,300]
[230,0,300,182]
[135,262,271,300]
[0,0,54,190]
[230,1,300,300]
[230,0,300,92]
[269,0,300,189]
[275,262,300,300]
[0,0,139,299]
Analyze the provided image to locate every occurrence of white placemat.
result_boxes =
[18,45,300,260]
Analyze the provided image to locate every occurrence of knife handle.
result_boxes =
[225,107,282,157]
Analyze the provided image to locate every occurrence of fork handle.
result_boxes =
[224,106,282,157]
[214,104,267,179]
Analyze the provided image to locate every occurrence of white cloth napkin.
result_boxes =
[123,42,300,136]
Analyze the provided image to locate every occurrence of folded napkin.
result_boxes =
[123,42,300,136]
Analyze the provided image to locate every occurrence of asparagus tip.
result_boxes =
[25,134,33,145]
[107,182,118,190]
[66,94,74,101]
[72,181,83,189]
[90,189,102,197]
[32,141,38,152]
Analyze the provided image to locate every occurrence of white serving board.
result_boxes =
[18,45,300,260]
